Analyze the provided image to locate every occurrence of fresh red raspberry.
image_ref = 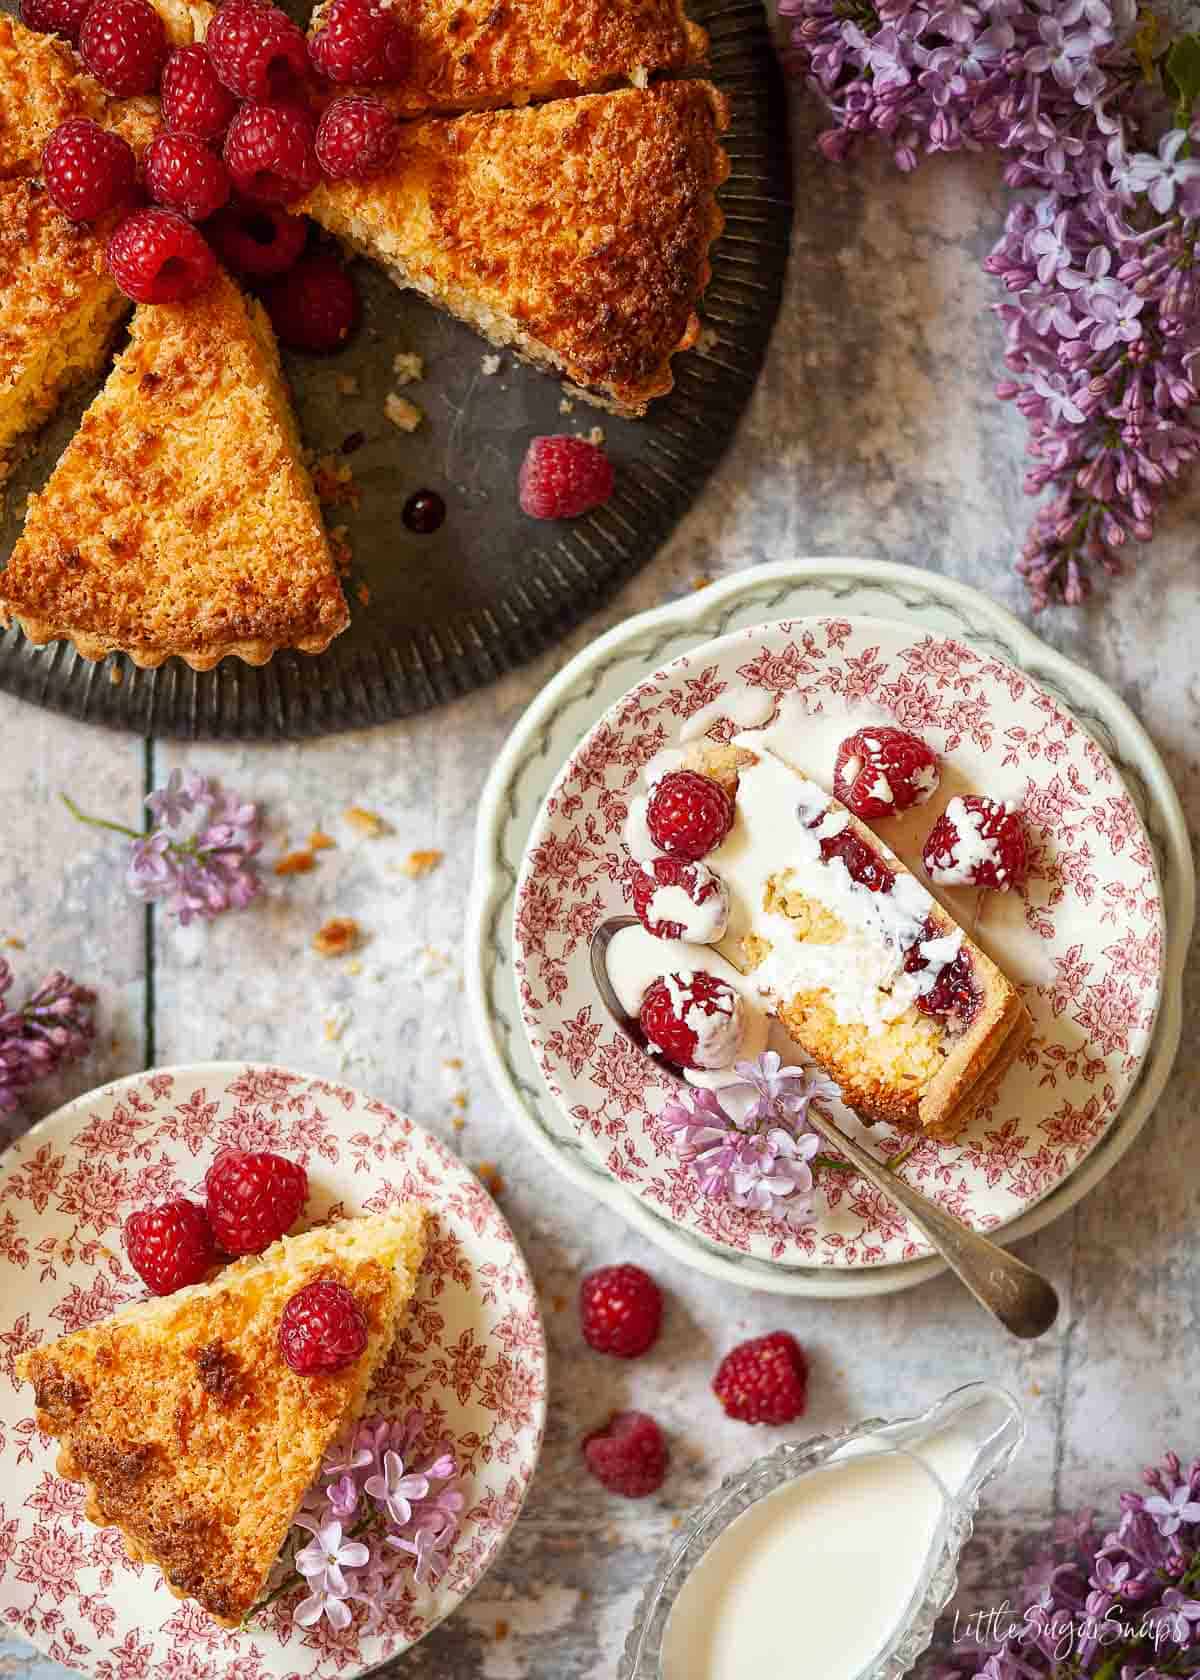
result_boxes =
[923,795,1028,892]
[206,200,308,276]
[315,94,400,181]
[223,99,321,205]
[833,725,940,820]
[19,0,91,44]
[582,1410,668,1497]
[629,856,729,943]
[145,132,231,221]
[308,0,409,85]
[712,1331,808,1425]
[160,45,240,141]
[579,1264,663,1358]
[204,1148,308,1254]
[639,970,744,1071]
[645,768,734,861]
[261,250,359,351]
[518,434,614,520]
[279,1279,368,1374]
[79,0,166,95]
[124,1198,216,1296]
[42,119,137,222]
[107,206,217,302]
[206,0,309,99]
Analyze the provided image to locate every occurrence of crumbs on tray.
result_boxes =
[275,850,316,876]
[313,917,361,957]
[400,848,443,879]
[391,351,424,385]
[385,393,423,432]
[345,805,390,837]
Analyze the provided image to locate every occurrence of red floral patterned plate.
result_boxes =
[0,1064,546,1677]
[512,614,1165,1268]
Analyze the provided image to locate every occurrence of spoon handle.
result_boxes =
[813,1111,1059,1339]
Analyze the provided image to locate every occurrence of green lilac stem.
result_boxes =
[814,1154,855,1173]
[61,793,143,842]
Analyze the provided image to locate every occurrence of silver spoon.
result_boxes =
[590,916,1059,1340]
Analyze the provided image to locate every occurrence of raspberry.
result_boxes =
[161,45,240,141]
[223,99,321,205]
[315,95,400,181]
[645,768,734,861]
[204,1148,308,1254]
[579,1264,663,1358]
[582,1410,668,1498]
[833,725,940,820]
[308,0,409,85]
[42,119,137,222]
[79,0,166,95]
[145,132,231,221]
[905,927,982,1026]
[639,970,744,1071]
[107,207,217,302]
[518,434,614,520]
[712,1331,808,1425]
[629,856,729,943]
[279,1279,368,1374]
[20,0,92,44]
[261,250,359,352]
[124,1198,216,1296]
[206,0,309,100]
[923,795,1028,892]
[206,201,308,276]
[813,822,895,893]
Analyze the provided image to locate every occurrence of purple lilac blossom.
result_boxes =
[0,959,96,1114]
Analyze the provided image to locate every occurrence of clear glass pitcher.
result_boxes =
[619,1381,1025,1680]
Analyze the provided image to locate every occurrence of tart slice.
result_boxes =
[690,741,1032,1139]
[0,268,349,668]
[303,81,729,416]
[15,1207,426,1627]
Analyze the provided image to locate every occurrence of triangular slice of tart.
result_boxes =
[687,741,1033,1140]
[16,1207,426,1627]
[0,268,349,668]
[303,81,729,416]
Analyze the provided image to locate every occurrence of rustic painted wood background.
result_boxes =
[2,69,1198,1680]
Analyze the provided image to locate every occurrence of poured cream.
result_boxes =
[928,796,1012,886]
[641,863,730,945]
[680,687,777,743]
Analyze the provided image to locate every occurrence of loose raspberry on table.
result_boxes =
[145,132,231,221]
[42,119,137,222]
[315,94,400,181]
[923,794,1028,892]
[20,0,91,44]
[640,969,744,1071]
[161,44,240,141]
[205,1148,308,1254]
[645,768,734,861]
[518,434,614,520]
[261,249,359,352]
[712,1331,808,1425]
[630,856,729,943]
[79,0,166,95]
[206,200,308,276]
[107,206,217,302]
[124,1197,216,1296]
[223,99,321,204]
[833,725,940,820]
[582,1410,668,1497]
[279,1279,368,1374]
[579,1263,663,1358]
[206,0,309,100]
[308,0,409,85]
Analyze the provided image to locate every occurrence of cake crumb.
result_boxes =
[473,1161,504,1197]
[335,373,360,396]
[345,805,390,837]
[558,395,575,414]
[109,663,124,686]
[391,351,424,384]
[2,935,25,950]
[275,850,316,876]
[550,1294,566,1313]
[695,324,719,354]
[356,583,371,607]
[691,575,711,591]
[385,393,423,431]
[400,848,443,879]
[323,1017,345,1042]
[493,1621,509,1641]
[481,353,502,375]
[443,1056,463,1071]
[308,830,336,852]
[313,917,361,957]
[311,453,361,509]
[586,425,605,447]
[451,1115,466,1131]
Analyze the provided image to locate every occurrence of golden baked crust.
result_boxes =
[304,81,729,415]
[15,1209,427,1628]
[309,0,707,117]
[0,268,349,670]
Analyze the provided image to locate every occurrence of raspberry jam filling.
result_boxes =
[904,919,982,1025]
[808,815,897,894]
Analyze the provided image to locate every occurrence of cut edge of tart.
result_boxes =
[15,1206,427,1627]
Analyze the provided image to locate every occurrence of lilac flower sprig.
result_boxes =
[659,1051,850,1226]
[63,770,263,925]
[0,958,96,1114]
[257,1410,463,1632]
[935,1449,1200,1679]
